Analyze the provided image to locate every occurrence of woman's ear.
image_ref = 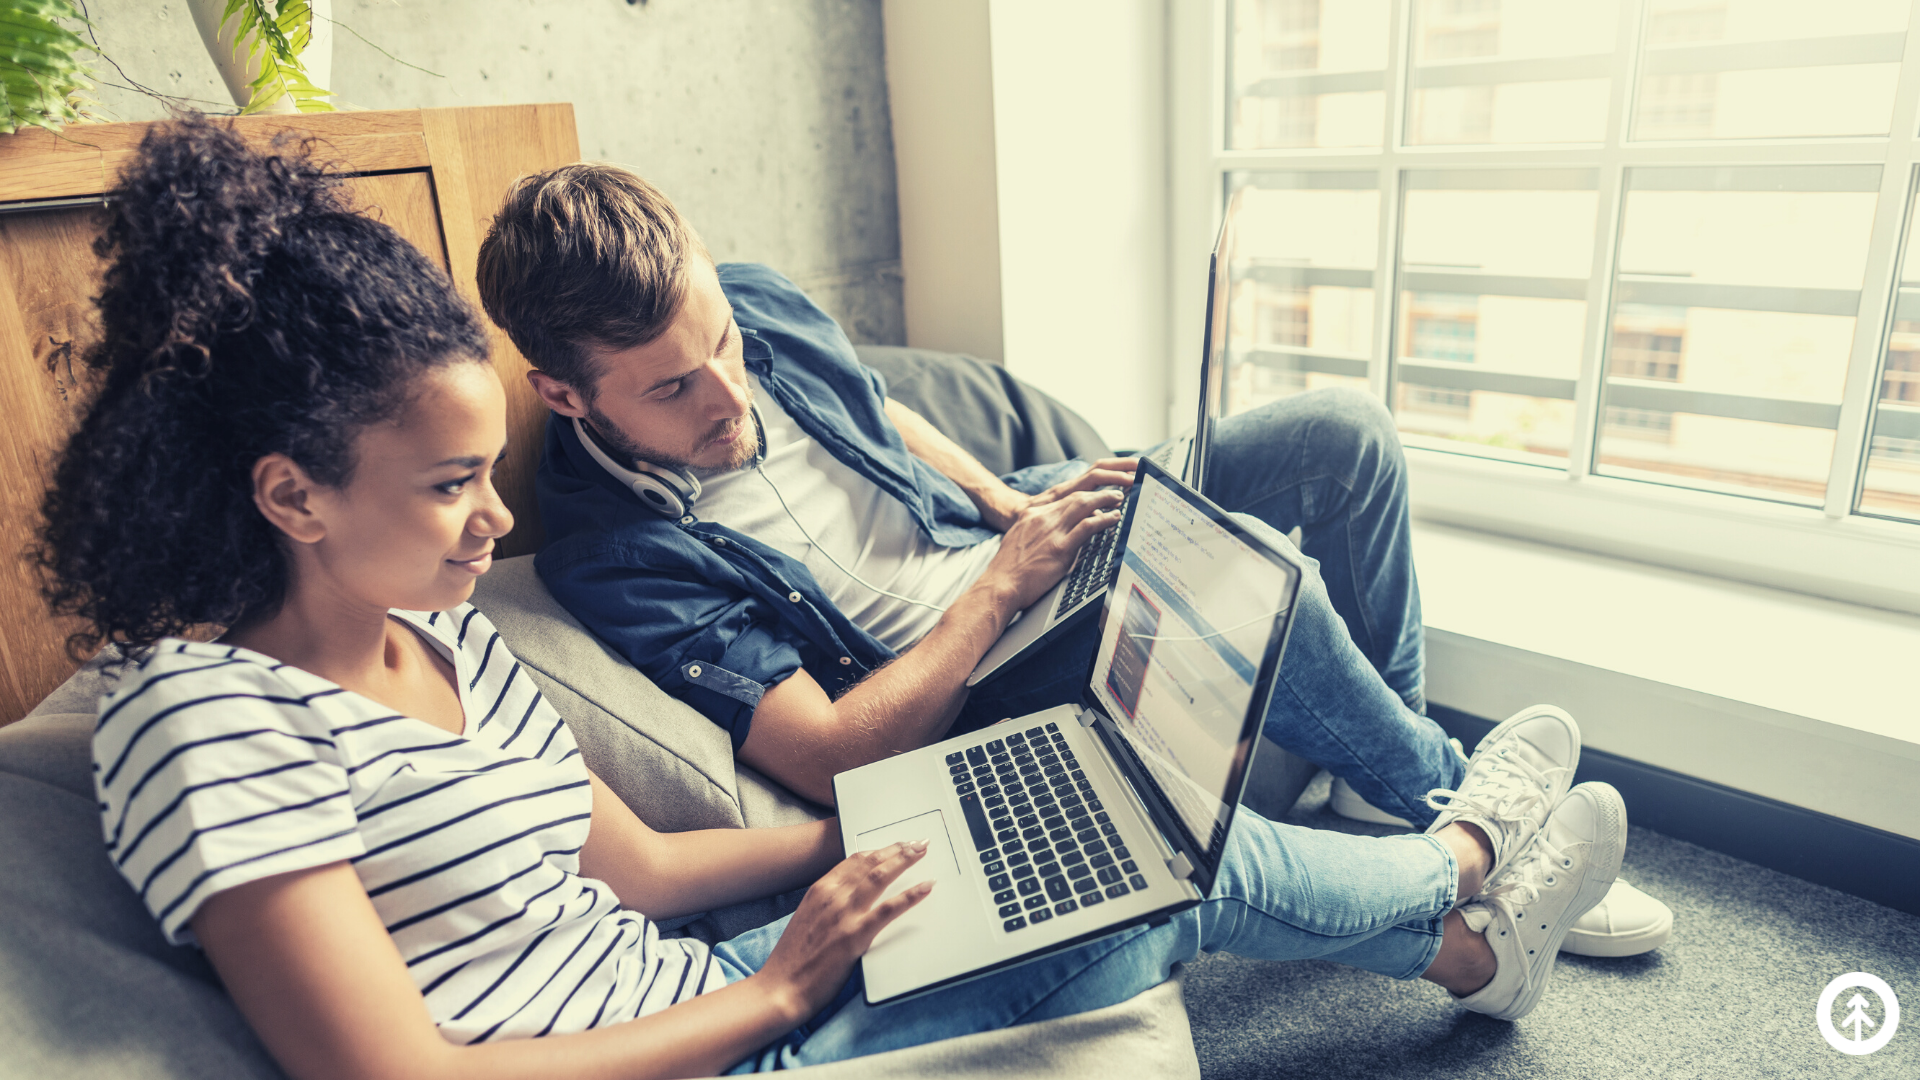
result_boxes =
[251,453,328,544]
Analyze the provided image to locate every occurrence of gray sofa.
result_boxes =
[0,347,1312,1077]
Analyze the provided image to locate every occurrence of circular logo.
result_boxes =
[1817,972,1900,1056]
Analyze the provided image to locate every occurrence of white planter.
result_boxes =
[188,0,333,115]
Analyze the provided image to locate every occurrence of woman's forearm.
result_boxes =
[645,817,844,916]
[197,863,811,1080]
[579,773,844,919]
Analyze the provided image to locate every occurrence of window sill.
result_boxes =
[1405,447,1920,615]
[1413,519,1920,842]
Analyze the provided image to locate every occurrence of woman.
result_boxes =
[40,118,1620,1078]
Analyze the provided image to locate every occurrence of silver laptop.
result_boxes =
[835,457,1302,1005]
[967,210,1238,686]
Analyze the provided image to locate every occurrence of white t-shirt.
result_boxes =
[691,377,1002,651]
[92,605,725,1044]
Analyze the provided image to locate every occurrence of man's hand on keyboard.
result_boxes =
[978,457,1139,533]
[976,463,1133,613]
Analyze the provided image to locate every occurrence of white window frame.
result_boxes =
[1168,0,1920,615]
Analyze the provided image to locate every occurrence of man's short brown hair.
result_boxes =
[476,163,709,394]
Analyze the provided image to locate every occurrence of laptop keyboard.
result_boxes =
[948,721,1153,934]
[1056,485,1137,613]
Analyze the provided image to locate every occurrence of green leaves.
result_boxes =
[0,0,98,134]
[217,0,333,114]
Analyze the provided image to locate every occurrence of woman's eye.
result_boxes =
[436,473,478,495]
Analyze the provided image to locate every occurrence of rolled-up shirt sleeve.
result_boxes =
[539,551,807,748]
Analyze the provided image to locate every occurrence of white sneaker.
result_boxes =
[1455,781,1627,1021]
[1329,738,1466,827]
[1561,879,1672,957]
[1424,705,1581,885]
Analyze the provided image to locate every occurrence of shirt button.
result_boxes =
[788,591,803,602]
[839,656,853,666]
[714,537,727,546]
[680,515,695,525]
[687,664,703,678]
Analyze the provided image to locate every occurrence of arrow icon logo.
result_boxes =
[1841,993,1877,1042]
[1818,973,1899,1056]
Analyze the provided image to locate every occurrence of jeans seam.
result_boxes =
[1206,890,1441,943]
[1006,931,1152,1026]
[1235,475,1386,671]
[1404,832,1459,979]
[1275,674,1429,826]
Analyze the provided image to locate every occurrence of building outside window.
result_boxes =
[1186,0,1920,610]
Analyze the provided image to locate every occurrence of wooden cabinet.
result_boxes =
[0,106,580,723]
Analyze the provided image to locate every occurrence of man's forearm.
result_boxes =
[740,470,1125,805]
[835,578,1017,743]
[743,574,1021,804]
[884,398,1025,527]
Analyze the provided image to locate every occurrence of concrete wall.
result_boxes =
[79,0,904,345]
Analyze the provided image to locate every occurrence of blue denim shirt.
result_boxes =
[534,263,1074,746]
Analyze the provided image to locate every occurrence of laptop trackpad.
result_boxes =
[854,809,967,961]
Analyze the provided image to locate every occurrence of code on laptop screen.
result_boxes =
[1091,471,1296,848]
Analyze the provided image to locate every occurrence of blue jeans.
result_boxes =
[716,809,1458,1071]
[961,388,1463,827]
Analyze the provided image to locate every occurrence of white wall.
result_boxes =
[886,0,1173,451]
[883,0,1005,363]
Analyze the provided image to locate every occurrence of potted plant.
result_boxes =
[0,0,96,134]
[188,0,333,115]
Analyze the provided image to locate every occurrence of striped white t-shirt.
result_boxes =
[93,604,726,1044]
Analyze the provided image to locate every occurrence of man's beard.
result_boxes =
[584,400,759,475]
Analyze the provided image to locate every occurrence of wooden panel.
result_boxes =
[421,105,581,559]
[341,171,449,272]
[0,112,432,201]
[0,107,580,725]
[0,205,110,721]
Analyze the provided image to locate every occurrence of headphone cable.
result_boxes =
[752,453,952,614]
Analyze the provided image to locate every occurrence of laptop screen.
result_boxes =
[1189,206,1237,494]
[1087,460,1300,874]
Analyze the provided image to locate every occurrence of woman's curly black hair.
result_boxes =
[36,115,490,659]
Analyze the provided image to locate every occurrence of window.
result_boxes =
[1604,405,1677,442]
[1177,0,1920,612]
[1406,293,1478,362]
[1609,305,1687,381]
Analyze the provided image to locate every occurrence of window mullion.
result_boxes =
[1570,0,1647,483]
[1825,4,1920,518]
[1369,0,1413,405]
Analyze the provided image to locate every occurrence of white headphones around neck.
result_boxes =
[575,408,950,613]
[573,416,703,518]
[573,410,766,519]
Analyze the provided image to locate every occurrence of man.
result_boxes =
[475,163,1670,963]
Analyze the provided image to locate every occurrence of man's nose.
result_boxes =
[708,359,750,416]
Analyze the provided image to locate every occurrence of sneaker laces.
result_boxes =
[1424,747,1565,851]
[1482,831,1575,909]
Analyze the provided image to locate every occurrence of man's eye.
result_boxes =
[655,380,685,400]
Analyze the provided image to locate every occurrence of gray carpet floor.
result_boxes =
[1184,772,1920,1079]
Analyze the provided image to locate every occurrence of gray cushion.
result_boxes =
[0,767,285,1079]
[0,711,92,800]
[855,346,1114,474]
